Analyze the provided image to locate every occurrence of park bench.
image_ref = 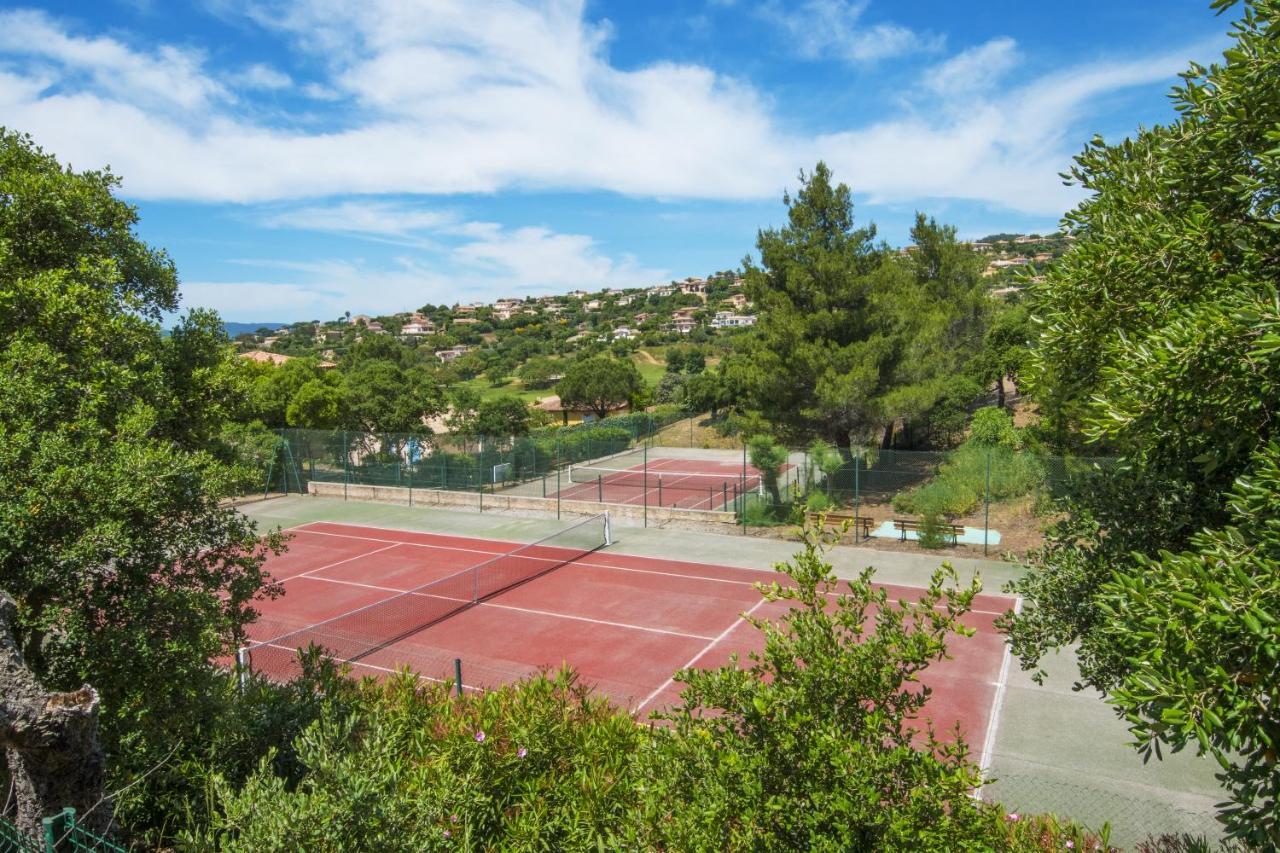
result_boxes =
[805,510,873,542]
[893,518,964,546]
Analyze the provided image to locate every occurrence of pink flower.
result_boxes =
[517,747,528,759]
[443,830,451,838]
[474,730,486,743]
[1065,843,1074,850]
[450,814,459,824]
[1005,813,1020,822]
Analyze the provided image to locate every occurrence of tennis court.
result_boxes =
[240,515,1013,743]
[549,457,781,511]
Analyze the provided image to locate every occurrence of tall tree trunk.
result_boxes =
[0,593,111,839]
[995,376,1006,409]
[880,421,895,449]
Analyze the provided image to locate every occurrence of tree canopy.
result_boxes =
[555,356,643,420]
[726,165,989,448]
[0,128,281,832]
[1002,5,1280,840]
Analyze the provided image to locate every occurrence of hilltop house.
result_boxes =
[435,345,471,362]
[711,312,756,329]
[240,350,293,366]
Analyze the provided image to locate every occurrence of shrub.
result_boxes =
[917,511,951,549]
[969,406,1020,448]
[893,443,1045,517]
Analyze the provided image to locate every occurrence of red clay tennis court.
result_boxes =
[241,517,1012,745]
[551,457,784,511]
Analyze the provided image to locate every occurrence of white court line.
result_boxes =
[635,597,770,715]
[294,571,714,641]
[252,641,483,692]
[288,527,1011,616]
[274,541,402,583]
[977,595,1022,791]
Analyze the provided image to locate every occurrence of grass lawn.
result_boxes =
[457,377,546,403]
[633,350,667,387]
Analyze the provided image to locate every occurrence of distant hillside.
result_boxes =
[223,321,288,337]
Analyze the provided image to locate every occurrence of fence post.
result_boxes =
[342,430,349,501]
[643,440,648,528]
[741,441,748,535]
[408,446,414,507]
[984,450,992,556]
[556,434,562,520]
[854,452,861,538]
[236,647,250,694]
[455,658,464,697]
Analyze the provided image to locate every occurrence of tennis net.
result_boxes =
[568,464,763,494]
[239,513,611,682]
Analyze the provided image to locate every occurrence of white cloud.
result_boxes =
[227,63,292,91]
[0,9,222,111]
[923,37,1020,96]
[257,201,457,241]
[0,2,1215,216]
[759,0,942,64]
[189,202,669,318]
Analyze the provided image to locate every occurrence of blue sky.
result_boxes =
[0,0,1231,322]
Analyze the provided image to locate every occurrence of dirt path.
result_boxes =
[635,349,662,365]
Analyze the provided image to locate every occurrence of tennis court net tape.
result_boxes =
[238,513,610,682]
[568,465,763,494]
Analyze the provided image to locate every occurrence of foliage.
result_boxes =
[726,166,990,449]
[516,356,559,389]
[194,669,645,851]
[682,370,731,417]
[916,511,951,549]
[472,395,535,438]
[747,434,788,505]
[894,444,1045,518]
[344,359,444,435]
[973,301,1033,407]
[286,378,345,429]
[639,532,1000,850]
[653,370,686,405]
[969,405,1021,448]
[1101,442,1280,846]
[1004,3,1280,840]
[0,128,281,839]
[664,345,706,374]
[554,355,643,419]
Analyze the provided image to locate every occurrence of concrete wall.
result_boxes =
[307,481,736,526]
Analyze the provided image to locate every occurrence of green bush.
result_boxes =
[804,490,835,512]
[969,406,1020,448]
[893,443,1046,517]
[917,511,951,549]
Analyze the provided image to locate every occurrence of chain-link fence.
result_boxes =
[980,769,1226,851]
[260,411,1113,555]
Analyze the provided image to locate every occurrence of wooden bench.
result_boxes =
[805,510,873,542]
[893,518,965,546]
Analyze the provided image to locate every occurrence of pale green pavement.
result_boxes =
[239,495,1226,849]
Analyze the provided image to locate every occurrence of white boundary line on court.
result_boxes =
[252,640,484,693]
[977,595,1022,789]
[288,525,1011,616]
[275,541,402,582]
[288,571,715,641]
[634,597,770,715]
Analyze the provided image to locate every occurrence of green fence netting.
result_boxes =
[261,410,1114,556]
[0,809,123,853]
